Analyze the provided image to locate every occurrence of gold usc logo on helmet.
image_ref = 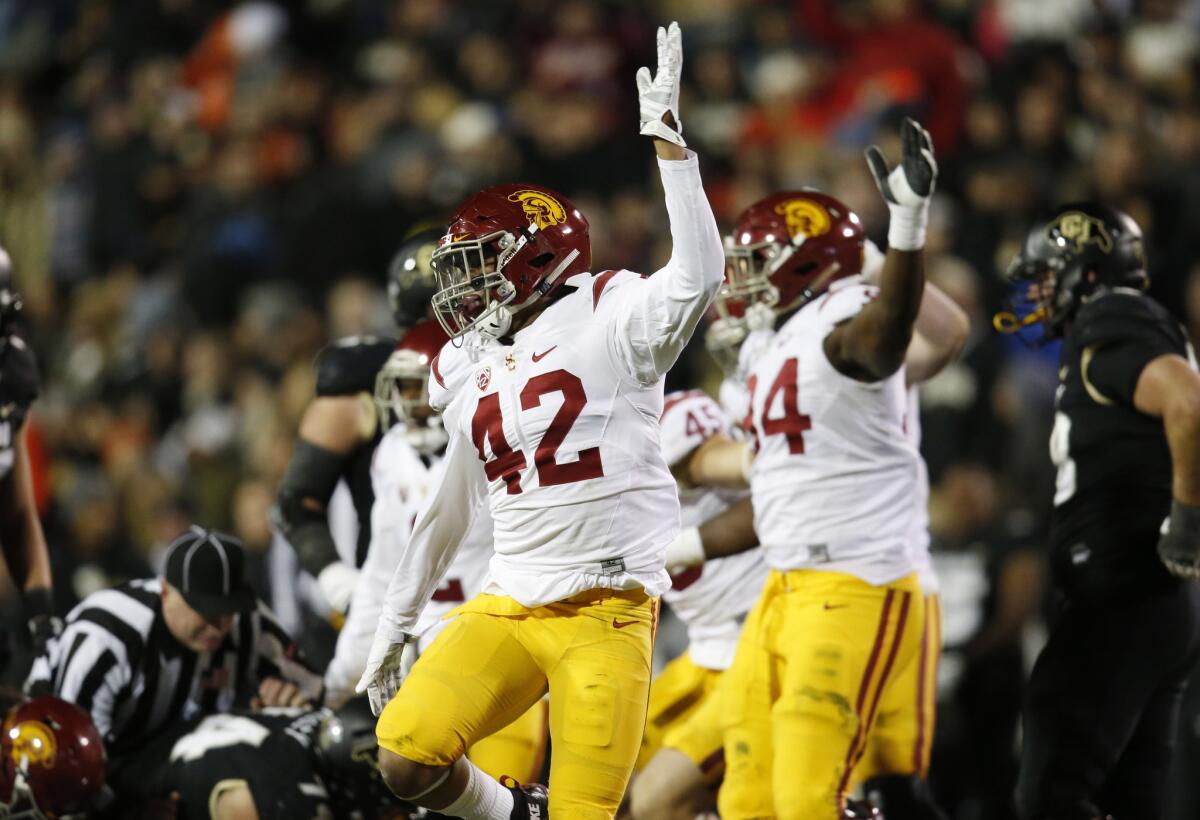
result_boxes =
[5,718,57,768]
[774,199,831,240]
[1050,212,1114,254]
[508,190,566,229]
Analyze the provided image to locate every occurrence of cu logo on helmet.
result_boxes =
[1051,212,1113,253]
[775,199,831,240]
[508,191,566,229]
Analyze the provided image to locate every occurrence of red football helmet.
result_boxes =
[0,697,106,819]
[430,183,591,339]
[374,319,451,454]
[706,190,865,372]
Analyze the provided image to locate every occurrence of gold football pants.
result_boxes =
[377,589,657,819]
[717,569,923,820]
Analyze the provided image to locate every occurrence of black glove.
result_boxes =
[28,613,63,656]
[1157,499,1200,580]
[23,586,61,656]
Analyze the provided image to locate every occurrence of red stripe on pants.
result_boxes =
[835,589,896,804]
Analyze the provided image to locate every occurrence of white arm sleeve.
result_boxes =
[608,152,724,384]
[324,481,408,705]
[376,422,486,641]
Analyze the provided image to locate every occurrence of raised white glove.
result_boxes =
[355,632,418,716]
[316,562,360,615]
[664,525,705,574]
[636,21,686,147]
[865,118,937,252]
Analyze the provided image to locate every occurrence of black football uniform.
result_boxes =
[1017,289,1200,820]
[0,335,38,477]
[0,335,38,675]
[312,337,394,566]
[160,708,334,820]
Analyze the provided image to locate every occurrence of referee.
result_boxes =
[26,526,322,802]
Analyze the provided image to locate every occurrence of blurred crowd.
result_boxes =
[0,0,1199,816]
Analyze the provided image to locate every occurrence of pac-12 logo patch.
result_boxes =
[508,190,566,229]
[476,367,492,391]
[774,198,831,240]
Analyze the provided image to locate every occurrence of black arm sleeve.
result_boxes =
[271,440,351,576]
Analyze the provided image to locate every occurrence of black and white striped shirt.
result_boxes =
[26,578,322,756]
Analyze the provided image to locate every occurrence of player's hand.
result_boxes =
[865,118,937,251]
[636,21,686,148]
[1157,500,1200,579]
[317,561,360,615]
[27,614,62,657]
[664,525,705,574]
[356,632,417,716]
[253,676,311,709]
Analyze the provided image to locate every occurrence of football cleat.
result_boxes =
[501,776,549,820]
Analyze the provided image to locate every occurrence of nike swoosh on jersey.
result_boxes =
[612,618,639,629]
[532,346,557,362]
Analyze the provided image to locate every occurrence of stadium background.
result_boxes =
[0,0,1198,817]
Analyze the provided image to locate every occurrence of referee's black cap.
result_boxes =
[163,527,256,618]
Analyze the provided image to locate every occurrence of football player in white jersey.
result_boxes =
[667,120,965,819]
[707,226,955,817]
[625,390,766,820]
[354,22,726,820]
[323,320,547,785]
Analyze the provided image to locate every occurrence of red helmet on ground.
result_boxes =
[430,183,590,340]
[374,319,451,454]
[1,696,106,819]
[705,190,865,373]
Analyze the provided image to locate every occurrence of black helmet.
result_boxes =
[314,697,413,819]
[387,226,444,331]
[997,203,1147,339]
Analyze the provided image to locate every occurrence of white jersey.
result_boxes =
[374,153,724,638]
[745,276,922,585]
[660,390,767,670]
[429,329,496,413]
[324,426,493,702]
[905,386,939,595]
[718,328,775,422]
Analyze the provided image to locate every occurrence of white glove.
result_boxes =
[664,526,705,575]
[636,21,686,147]
[316,562,360,615]
[355,632,418,716]
[744,302,775,332]
[865,118,937,251]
